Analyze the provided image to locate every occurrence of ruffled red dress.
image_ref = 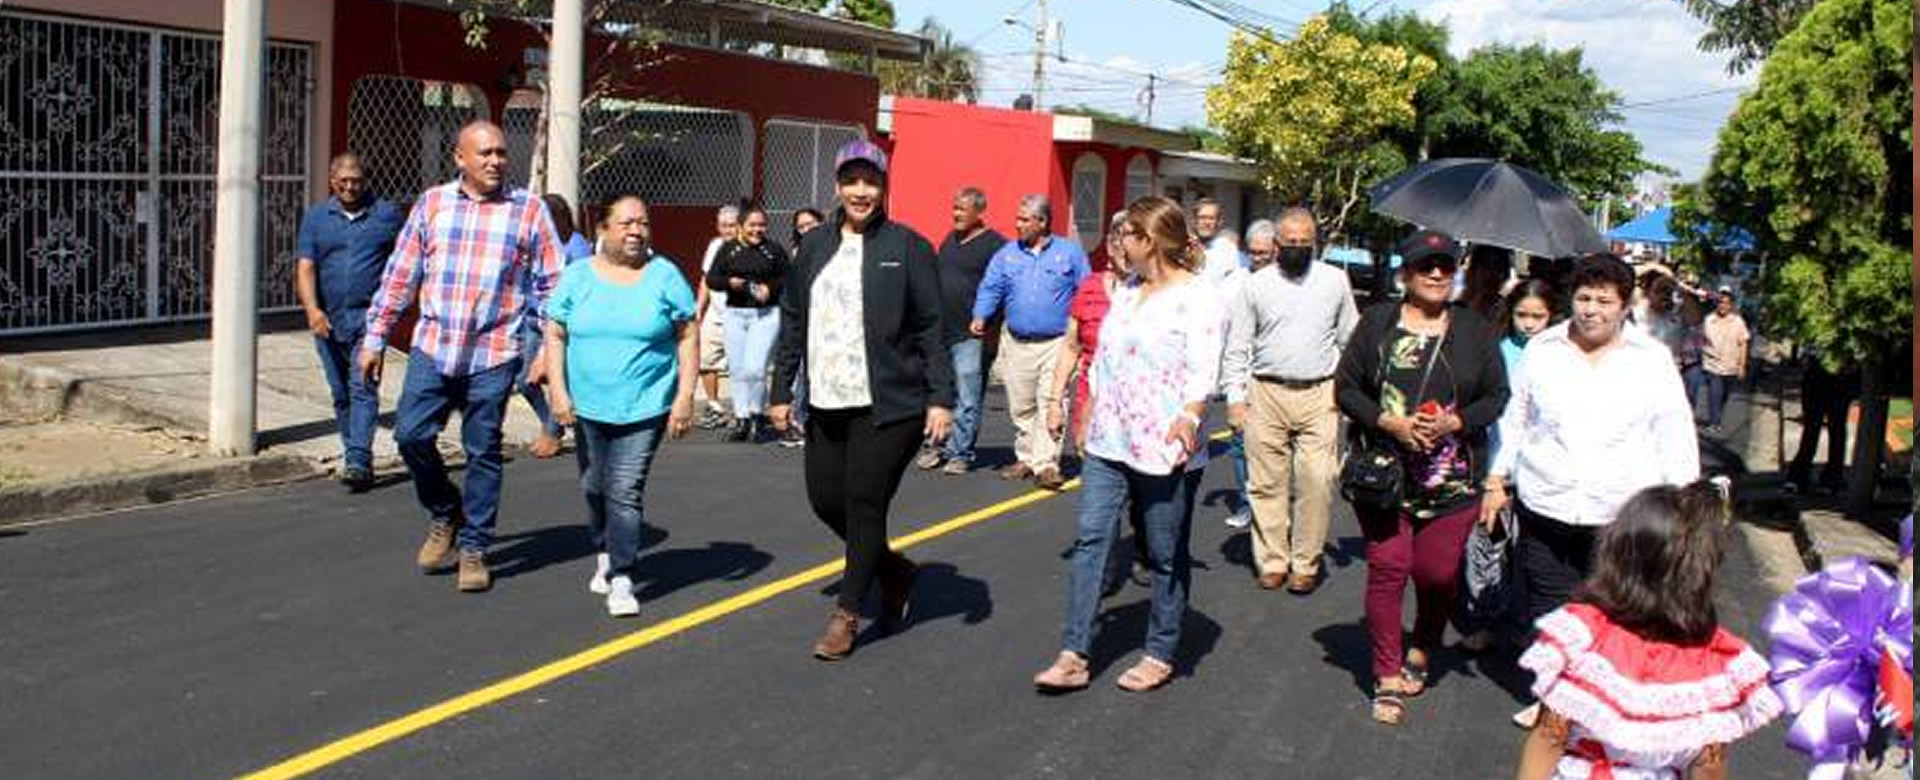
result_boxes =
[1519,603,1784,779]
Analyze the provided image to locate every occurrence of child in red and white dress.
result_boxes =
[1513,481,1782,780]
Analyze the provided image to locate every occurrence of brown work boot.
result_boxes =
[812,607,860,661]
[878,558,920,632]
[1033,468,1066,491]
[416,519,459,571]
[998,462,1034,481]
[456,549,491,592]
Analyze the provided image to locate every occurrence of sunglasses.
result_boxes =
[1409,256,1459,276]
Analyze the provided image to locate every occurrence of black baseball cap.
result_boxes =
[1397,229,1462,269]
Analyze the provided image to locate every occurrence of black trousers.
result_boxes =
[1516,500,1600,627]
[1788,361,1854,487]
[805,406,924,612]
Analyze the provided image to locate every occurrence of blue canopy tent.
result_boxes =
[1606,206,1755,250]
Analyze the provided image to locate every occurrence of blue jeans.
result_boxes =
[1227,429,1250,512]
[394,356,519,551]
[314,331,379,471]
[1681,362,1705,421]
[518,325,562,438]
[942,338,985,462]
[723,306,780,417]
[576,415,667,579]
[1705,371,1736,427]
[1061,457,1200,663]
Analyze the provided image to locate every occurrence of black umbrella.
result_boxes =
[1368,158,1609,258]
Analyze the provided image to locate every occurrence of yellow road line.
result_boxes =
[233,482,1079,780]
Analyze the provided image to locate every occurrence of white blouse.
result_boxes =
[807,239,872,409]
[1083,277,1226,475]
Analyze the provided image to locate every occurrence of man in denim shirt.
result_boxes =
[294,153,404,492]
[969,194,1089,490]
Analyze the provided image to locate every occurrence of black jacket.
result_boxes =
[1335,301,1510,481]
[704,238,790,309]
[768,207,955,426]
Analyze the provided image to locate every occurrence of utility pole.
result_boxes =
[209,0,265,457]
[1029,0,1048,109]
[1142,73,1157,125]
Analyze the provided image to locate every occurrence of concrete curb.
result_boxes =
[0,358,196,431]
[0,453,325,526]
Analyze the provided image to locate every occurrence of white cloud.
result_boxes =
[1414,0,1754,181]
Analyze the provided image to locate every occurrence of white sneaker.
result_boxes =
[1224,510,1253,530]
[587,553,611,595]
[605,576,639,618]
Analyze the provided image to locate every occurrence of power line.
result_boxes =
[1616,86,1748,109]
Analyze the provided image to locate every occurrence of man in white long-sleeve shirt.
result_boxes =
[1480,253,1699,625]
[1223,208,1359,593]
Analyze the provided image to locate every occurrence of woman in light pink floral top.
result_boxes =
[1032,196,1225,695]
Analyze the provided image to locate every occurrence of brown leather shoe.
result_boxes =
[1257,571,1289,590]
[878,558,920,632]
[812,607,859,660]
[416,519,459,571]
[456,549,491,592]
[998,462,1034,481]
[1033,468,1066,491]
[1287,571,1321,595]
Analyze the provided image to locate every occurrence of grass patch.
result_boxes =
[0,464,34,489]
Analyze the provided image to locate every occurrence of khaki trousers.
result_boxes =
[1246,378,1340,577]
[998,334,1064,472]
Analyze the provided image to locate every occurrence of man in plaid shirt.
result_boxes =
[359,120,564,593]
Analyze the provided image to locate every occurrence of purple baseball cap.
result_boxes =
[833,138,889,176]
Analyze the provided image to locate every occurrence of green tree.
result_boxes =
[1433,44,1661,202]
[1677,0,1818,74]
[835,0,895,29]
[1676,0,1912,512]
[1206,16,1435,242]
[878,18,982,102]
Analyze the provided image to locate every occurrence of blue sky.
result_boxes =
[890,0,1754,184]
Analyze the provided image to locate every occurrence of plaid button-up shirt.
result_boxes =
[363,181,563,377]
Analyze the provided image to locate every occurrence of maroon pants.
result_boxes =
[1358,500,1480,681]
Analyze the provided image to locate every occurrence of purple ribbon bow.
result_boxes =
[1765,557,1915,780]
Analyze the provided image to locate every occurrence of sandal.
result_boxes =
[1032,651,1090,693]
[1115,656,1174,692]
[1401,651,1430,697]
[1372,687,1408,725]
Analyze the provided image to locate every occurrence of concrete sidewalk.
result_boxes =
[0,324,559,522]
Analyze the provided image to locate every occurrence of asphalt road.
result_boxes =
[0,392,1803,780]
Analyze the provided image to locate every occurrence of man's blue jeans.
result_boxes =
[1681,362,1706,421]
[315,330,379,471]
[942,338,985,463]
[1227,429,1250,513]
[1062,456,1200,663]
[576,415,667,580]
[394,356,519,551]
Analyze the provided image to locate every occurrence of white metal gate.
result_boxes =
[761,119,863,232]
[0,10,312,335]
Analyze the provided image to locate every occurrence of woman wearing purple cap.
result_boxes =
[767,139,955,661]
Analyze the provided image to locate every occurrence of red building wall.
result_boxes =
[1051,141,1159,270]
[884,98,1056,245]
[328,0,880,271]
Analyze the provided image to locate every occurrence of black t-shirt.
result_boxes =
[936,228,1007,338]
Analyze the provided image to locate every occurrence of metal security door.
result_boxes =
[0,10,311,335]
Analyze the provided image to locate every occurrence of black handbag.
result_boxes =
[1340,318,1448,511]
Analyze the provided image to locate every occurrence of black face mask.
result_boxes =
[1278,246,1314,276]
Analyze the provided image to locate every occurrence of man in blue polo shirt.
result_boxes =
[295,153,405,492]
[969,194,1089,490]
